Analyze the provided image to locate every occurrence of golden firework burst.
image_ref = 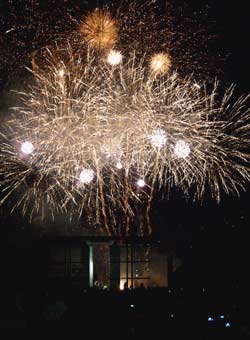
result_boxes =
[150,52,172,75]
[79,9,118,49]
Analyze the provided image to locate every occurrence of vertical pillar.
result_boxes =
[131,243,134,289]
[89,243,94,288]
[126,242,129,288]
[110,242,120,290]
[82,242,90,288]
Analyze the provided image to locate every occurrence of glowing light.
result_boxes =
[174,140,191,159]
[107,50,122,66]
[116,162,123,169]
[58,68,65,77]
[150,52,171,74]
[220,315,225,319]
[79,9,117,49]
[137,179,145,187]
[149,128,167,148]
[208,317,214,322]
[225,322,231,328]
[194,83,201,89]
[79,168,94,184]
[21,141,34,155]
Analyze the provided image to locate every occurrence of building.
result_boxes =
[40,236,172,290]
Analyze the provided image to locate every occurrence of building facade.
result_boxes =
[42,236,170,290]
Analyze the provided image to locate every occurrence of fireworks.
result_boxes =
[0,5,250,235]
[20,141,34,155]
[173,140,191,159]
[79,9,118,49]
[150,53,172,75]
[149,129,167,149]
[107,50,123,66]
[116,162,123,170]
[137,179,146,188]
[79,169,95,184]
[57,68,65,78]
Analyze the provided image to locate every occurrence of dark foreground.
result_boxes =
[0,286,249,338]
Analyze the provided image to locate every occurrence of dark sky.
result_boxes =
[0,0,249,288]
[0,0,249,90]
[0,0,249,92]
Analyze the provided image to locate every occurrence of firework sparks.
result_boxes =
[1,45,249,235]
[137,179,146,188]
[116,162,123,170]
[79,9,118,49]
[57,68,65,78]
[1,44,250,234]
[0,5,250,236]
[149,129,167,149]
[150,53,172,75]
[173,140,191,159]
[79,169,95,184]
[21,141,34,155]
[107,50,123,66]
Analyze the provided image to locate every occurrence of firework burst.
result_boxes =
[107,49,123,66]
[79,9,118,50]
[150,53,172,75]
[0,6,250,235]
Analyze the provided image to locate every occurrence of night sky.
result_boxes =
[0,0,250,292]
